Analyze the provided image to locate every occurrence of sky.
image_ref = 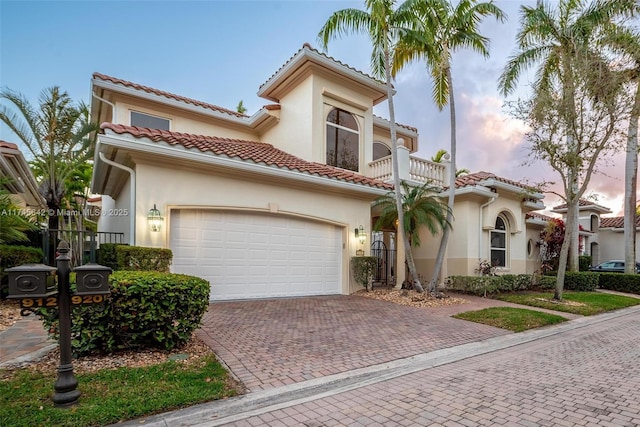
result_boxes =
[0,0,635,216]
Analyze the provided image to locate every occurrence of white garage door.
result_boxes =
[170,210,342,301]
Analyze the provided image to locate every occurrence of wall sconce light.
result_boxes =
[147,204,163,232]
[354,225,366,245]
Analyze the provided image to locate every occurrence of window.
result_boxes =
[527,239,533,258]
[326,108,359,172]
[373,141,391,161]
[490,216,508,267]
[130,111,170,130]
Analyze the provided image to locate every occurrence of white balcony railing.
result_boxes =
[369,151,447,188]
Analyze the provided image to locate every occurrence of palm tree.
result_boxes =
[318,0,429,292]
[430,149,469,176]
[0,178,37,244]
[0,87,97,260]
[374,181,450,252]
[394,0,505,292]
[499,0,637,299]
[605,27,640,274]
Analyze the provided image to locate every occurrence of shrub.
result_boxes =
[96,243,124,270]
[116,246,172,272]
[563,271,599,291]
[533,275,557,290]
[351,256,378,291]
[579,256,592,271]
[445,274,533,296]
[597,273,640,295]
[0,245,44,298]
[40,271,209,355]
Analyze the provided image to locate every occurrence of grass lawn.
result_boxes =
[495,291,640,316]
[0,355,239,427]
[454,307,567,332]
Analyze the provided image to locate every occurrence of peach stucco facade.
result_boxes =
[90,44,552,300]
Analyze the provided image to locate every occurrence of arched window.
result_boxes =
[373,141,391,161]
[590,214,599,232]
[490,215,508,267]
[326,108,359,172]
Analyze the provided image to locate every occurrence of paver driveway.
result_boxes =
[196,295,511,391]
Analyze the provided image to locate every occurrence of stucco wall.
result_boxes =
[111,94,259,141]
[597,229,640,262]
[411,193,536,280]
[130,160,377,295]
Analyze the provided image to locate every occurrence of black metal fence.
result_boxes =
[41,229,126,267]
[371,240,396,286]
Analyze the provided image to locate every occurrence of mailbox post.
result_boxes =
[52,241,80,407]
[6,240,111,408]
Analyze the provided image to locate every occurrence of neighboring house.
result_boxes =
[90,43,546,301]
[0,140,45,210]
[598,216,640,264]
[551,200,613,266]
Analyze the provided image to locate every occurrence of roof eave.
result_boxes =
[478,178,544,200]
[92,77,251,127]
[258,48,389,103]
[95,131,389,197]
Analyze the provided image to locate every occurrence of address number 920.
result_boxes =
[20,294,105,308]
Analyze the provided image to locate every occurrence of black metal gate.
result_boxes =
[371,240,396,286]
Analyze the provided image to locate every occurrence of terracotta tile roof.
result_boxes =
[259,43,386,90]
[93,73,248,119]
[553,199,609,210]
[373,115,418,133]
[600,216,640,228]
[100,123,392,190]
[0,140,18,150]
[454,171,535,191]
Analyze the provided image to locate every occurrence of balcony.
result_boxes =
[369,149,448,188]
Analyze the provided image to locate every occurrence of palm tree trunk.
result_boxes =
[384,49,424,293]
[624,82,640,273]
[429,67,456,292]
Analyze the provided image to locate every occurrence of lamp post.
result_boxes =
[52,241,80,407]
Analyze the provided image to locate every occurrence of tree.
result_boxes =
[499,0,636,300]
[507,55,627,300]
[0,178,37,244]
[604,26,640,273]
[430,149,469,176]
[236,100,247,114]
[319,0,429,292]
[0,87,97,260]
[373,180,450,251]
[393,0,505,292]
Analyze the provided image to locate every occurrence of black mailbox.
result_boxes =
[73,263,112,296]
[6,264,57,299]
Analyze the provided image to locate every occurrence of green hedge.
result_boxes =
[445,272,595,296]
[40,271,209,355]
[579,255,592,272]
[597,273,640,295]
[0,245,44,298]
[563,271,599,291]
[96,243,123,271]
[116,246,172,272]
[351,256,378,290]
[445,274,534,296]
[96,244,172,272]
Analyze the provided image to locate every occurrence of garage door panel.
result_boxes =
[171,210,342,300]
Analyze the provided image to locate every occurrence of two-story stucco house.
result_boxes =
[90,43,546,301]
